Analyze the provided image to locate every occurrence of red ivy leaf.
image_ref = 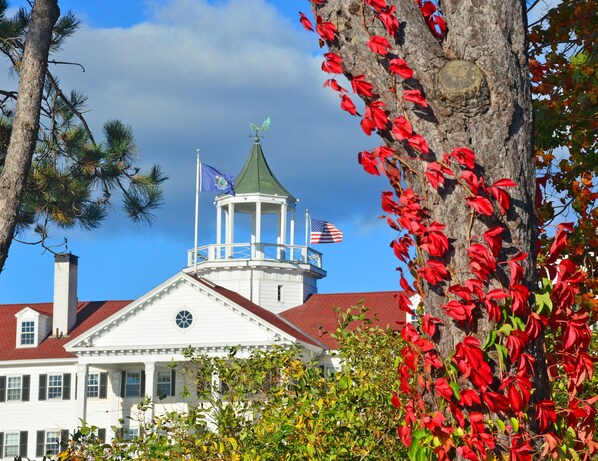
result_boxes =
[491,186,511,214]
[381,190,400,214]
[420,1,437,18]
[367,35,392,55]
[321,52,343,74]
[403,89,428,107]
[435,377,453,401]
[316,16,336,41]
[366,0,387,11]
[419,259,450,285]
[434,14,447,36]
[466,196,494,216]
[391,116,413,140]
[340,94,360,116]
[461,170,480,195]
[378,6,400,37]
[407,134,429,154]
[548,222,574,262]
[420,221,449,257]
[323,78,347,93]
[508,251,527,286]
[421,313,442,337]
[358,150,380,175]
[493,178,518,188]
[391,391,401,408]
[535,400,557,432]
[450,147,476,169]
[509,284,530,316]
[389,58,414,79]
[483,226,504,257]
[374,146,394,160]
[442,299,476,323]
[298,12,314,32]
[351,74,374,97]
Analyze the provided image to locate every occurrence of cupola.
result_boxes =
[186,136,326,313]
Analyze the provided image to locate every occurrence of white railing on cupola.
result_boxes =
[187,242,323,269]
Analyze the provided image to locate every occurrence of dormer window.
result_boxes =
[20,320,35,346]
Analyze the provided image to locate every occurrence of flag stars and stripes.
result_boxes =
[310,218,343,244]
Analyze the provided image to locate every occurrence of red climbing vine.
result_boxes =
[301,1,596,459]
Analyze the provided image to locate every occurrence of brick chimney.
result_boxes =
[53,253,78,337]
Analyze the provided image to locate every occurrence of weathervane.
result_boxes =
[249,116,271,141]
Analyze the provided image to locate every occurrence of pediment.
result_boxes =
[65,273,303,353]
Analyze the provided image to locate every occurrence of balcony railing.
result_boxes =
[187,242,323,269]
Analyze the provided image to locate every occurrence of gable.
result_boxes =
[67,273,321,353]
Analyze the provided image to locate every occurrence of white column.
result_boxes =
[144,362,156,420]
[280,203,288,260]
[109,370,121,439]
[290,208,295,247]
[255,201,263,260]
[76,364,88,422]
[226,203,235,258]
[216,202,222,246]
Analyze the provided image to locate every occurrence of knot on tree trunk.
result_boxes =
[436,60,490,116]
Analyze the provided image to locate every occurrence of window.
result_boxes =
[156,371,172,399]
[48,375,63,399]
[125,372,141,398]
[175,310,193,329]
[277,285,283,302]
[45,430,60,455]
[123,427,139,441]
[86,373,99,398]
[20,320,35,346]
[4,432,19,457]
[6,376,22,401]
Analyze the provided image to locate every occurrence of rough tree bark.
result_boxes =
[312,0,549,439]
[0,0,60,273]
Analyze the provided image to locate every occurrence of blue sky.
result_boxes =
[0,0,401,304]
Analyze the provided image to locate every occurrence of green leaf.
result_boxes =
[496,419,506,433]
[482,330,497,350]
[510,417,519,433]
[449,381,460,400]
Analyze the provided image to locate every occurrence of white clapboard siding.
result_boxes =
[91,282,275,348]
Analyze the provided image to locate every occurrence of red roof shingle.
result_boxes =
[0,301,130,361]
[280,291,406,349]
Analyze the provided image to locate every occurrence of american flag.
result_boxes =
[310,218,343,244]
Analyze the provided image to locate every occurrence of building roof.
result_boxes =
[234,139,296,200]
[0,300,130,362]
[280,291,406,349]
[0,285,404,361]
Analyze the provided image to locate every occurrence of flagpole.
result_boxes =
[194,148,201,275]
[305,209,309,247]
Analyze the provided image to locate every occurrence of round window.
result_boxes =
[175,310,193,329]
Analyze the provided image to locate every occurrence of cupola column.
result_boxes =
[254,201,263,260]
[225,203,235,258]
[290,208,296,247]
[279,203,288,259]
[216,202,222,246]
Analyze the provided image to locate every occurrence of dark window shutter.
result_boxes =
[0,376,5,402]
[99,372,108,399]
[97,428,106,443]
[0,431,4,458]
[60,430,69,451]
[36,430,45,457]
[22,375,30,401]
[120,371,126,398]
[140,370,146,397]
[39,374,47,401]
[19,431,28,457]
[171,369,176,397]
[62,373,71,400]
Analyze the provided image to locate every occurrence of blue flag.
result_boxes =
[201,164,235,195]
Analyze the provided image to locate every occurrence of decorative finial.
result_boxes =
[249,116,271,142]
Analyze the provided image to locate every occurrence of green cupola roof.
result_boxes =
[234,138,296,201]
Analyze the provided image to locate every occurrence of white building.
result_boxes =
[0,138,405,460]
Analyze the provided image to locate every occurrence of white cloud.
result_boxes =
[47,0,387,240]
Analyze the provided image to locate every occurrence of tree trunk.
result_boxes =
[0,0,59,273]
[313,0,549,441]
